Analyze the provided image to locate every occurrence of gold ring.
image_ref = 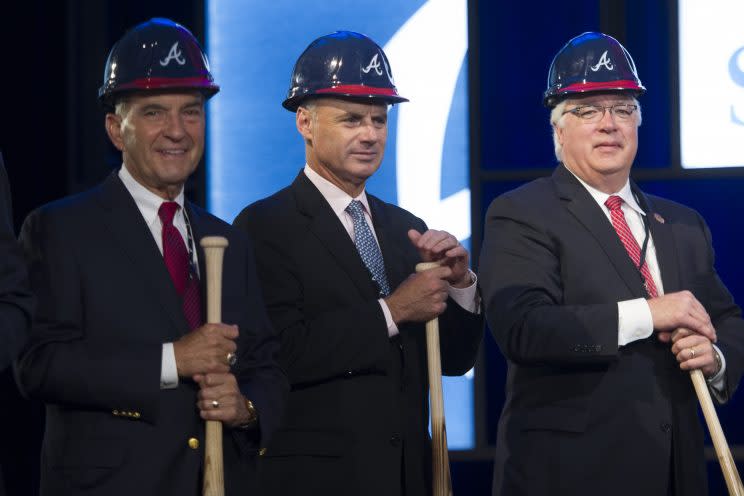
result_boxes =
[211,400,220,409]
[689,348,696,359]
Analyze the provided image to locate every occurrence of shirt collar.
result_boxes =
[563,164,645,216]
[303,164,371,217]
[118,164,185,226]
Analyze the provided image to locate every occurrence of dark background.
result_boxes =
[1,0,742,494]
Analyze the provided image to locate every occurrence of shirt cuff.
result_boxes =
[161,342,179,389]
[708,344,728,403]
[617,298,654,347]
[378,299,399,338]
[448,270,480,314]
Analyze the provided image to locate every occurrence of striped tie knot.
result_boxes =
[604,195,623,212]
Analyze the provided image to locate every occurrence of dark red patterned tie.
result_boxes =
[158,202,202,330]
[604,195,659,298]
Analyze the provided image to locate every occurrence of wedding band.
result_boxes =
[689,348,696,358]
[211,400,220,409]
[227,352,237,366]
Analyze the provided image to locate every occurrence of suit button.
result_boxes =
[112,410,119,416]
[660,422,672,433]
[258,448,267,456]
[133,412,141,419]
[188,437,200,450]
[389,434,401,447]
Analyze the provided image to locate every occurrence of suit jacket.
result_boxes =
[0,155,32,370]
[233,172,483,496]
[16,173,287,496]
[0,155,33,496]
[480,165,744,496]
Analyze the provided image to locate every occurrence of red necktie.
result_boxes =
[158,202,202,330]
[604,195,659,298]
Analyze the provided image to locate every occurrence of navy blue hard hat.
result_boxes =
[544,32,645,108]
[283,31,408,111]
[99,18,219,108]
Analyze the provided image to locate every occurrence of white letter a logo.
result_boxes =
[160,42,186,67]
[590,50,614,72]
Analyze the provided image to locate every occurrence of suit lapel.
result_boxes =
[95,173,189,337]
[553,165,647,298]
[292,172,380,298]
[185,203,209,316]
[632,184,681,293]
[368,196,409,291]
[185,203,207,287]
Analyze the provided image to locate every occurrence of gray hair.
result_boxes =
[114,98,131,119]
[550,96,642,163]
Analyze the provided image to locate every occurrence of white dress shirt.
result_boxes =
[303,165,479,337]
[119,165,195,389]
[566,165,726,395]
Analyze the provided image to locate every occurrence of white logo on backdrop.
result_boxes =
[590,50,614,72]
[160,42,186,66]
[384,0,471,242]
[362,53,384,76]
[728,46,744,126]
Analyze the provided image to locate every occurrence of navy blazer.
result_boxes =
[17,173,287,496]
[234,171,483,496]
[480,165,744,496]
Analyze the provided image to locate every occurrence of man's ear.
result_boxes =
[296,107,314,145]
[105,113,125,151]
[554,122,565,147]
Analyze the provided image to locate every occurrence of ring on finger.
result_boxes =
[211,399,220,409]
[227,352,237,366]
[689,348,696,359]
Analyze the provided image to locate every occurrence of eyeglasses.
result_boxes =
[562,104,638,122]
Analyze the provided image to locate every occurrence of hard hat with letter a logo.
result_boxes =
[543,31,645,108]
[282,31,409,111]
[98,18,219,109]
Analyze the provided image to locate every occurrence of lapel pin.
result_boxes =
[654,213,665,224]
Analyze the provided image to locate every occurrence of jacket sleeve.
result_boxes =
[0,158,32,370]
[692,213,744,403]
[479,194,620,366]
[16,208,161,420]
[230,234,288,448]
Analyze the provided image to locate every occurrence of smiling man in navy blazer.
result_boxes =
[480,32,744,496]
[16,19,285,496]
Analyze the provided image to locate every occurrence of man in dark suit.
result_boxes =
[16,19,285,496]
[0,153,33,496]
[480,32,744,496]
[233,32,483,496]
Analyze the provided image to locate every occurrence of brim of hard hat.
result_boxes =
[283,85,409,111]
[99,77,220,104]
[544,80,646,107]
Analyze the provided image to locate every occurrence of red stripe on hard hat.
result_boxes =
[315,85,401,97]
[115,77,218,91]
[558,80,642,93]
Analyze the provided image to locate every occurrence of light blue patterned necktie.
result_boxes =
[345,200,391,296]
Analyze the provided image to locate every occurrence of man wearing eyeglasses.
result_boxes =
[480,32,744,496]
